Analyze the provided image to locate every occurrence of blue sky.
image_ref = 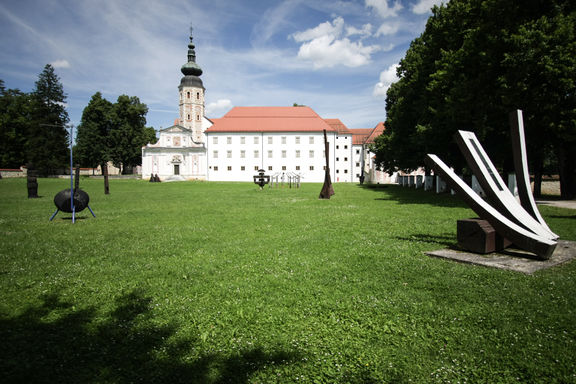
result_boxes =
[0,0,443,130]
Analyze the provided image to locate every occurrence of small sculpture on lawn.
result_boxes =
[425,110,558,260]
[253,169,270,190]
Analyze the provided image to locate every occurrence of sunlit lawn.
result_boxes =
[1,178,575,383]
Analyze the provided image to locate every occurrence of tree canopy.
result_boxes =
[0,65,70,174]
[373,0,576,198]
[75,92,113,169]
[76,93,155,174]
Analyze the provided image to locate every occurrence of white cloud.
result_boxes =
[373,63,399,96]
[298,37,380,69]
[51,59,70,68]
[206,99,233,117]
[375,22,399,36]
[365,0,403,19]
[292,16,345,43]
[412,0,444,15]
[291,17,380,69]
[346,23,372,38]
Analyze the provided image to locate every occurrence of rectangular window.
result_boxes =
[254,166,259,171]
[214,166,219,171]
[344,169,348,173]
[240,150,246,158]
[356,149,360,154]
[254,136,259,144]
[309,136,314,144]
[344,157,348,161]
[213,137,218,144]
[227,166,232,171]
[356,162,360,167]
[282,166,287,171]
[268,136,273,144]
[336,157,339,161]
[241,137,246,144]
[281,136,286,144]
[227,137,232,145]
[344,145,348,149]
[282,150,286,158]
[309,150,314,158]
[213,150,218,158]
[254,150,260,158]
[268,166,273,171]
[295,136,300,144]
[336,145,339,149]
[295,150,300,158]
[241,166,245,171]
[310,166,314,171]
[296,165,300,171]
[268,150,273,158]
[336,170,340,173]
[227,150,232,158]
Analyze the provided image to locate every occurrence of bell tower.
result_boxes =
[178,26,205,143]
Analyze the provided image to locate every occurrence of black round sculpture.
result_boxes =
[53,189,90,213]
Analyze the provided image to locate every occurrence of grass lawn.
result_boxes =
[1,178,575,383]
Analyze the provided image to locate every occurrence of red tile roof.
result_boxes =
[204,106,336,133]
[351,122,385,145]
[324,118,351,135]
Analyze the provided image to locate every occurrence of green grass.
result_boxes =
[1,178,575,383]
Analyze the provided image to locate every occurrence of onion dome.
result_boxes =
[180,27,204,89]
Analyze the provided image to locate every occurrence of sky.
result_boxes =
[0,0,444,131]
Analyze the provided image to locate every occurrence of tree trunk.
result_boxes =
[102,163,110,195]
[74,165,80,191]
[557,143,576,200]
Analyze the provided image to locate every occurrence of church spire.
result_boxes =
[181,26,203,77]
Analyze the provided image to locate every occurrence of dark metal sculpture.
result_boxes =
[49,124,95,223]
[425,110,558,259]
[319,129,335,199]
[51,189,95,218]
[27,169,39,198]
[253,169,270,190]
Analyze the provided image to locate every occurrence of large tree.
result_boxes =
[373,0,576,198]
[108,95,149,174]
[27,64,70,175]
[0,80,31,168]
[75,92,113,171]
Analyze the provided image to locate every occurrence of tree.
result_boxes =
[27,64,69,175]
[0,80,32,168]
[108,95,149,174]
[374,0,576,198]
[75,92,113,171]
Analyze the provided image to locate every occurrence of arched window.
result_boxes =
[187,92,190,99]
[196,92,200,99]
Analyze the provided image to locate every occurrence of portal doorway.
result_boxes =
[174,164,180,175]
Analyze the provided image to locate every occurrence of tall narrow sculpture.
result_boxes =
[319,129,334,199]
[425,110,558,259]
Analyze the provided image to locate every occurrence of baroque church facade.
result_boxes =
[142,30,392,184]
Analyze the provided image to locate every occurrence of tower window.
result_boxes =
[196,115,200,121]
[187,92,190,99]
[196,92,200,99]
[187,114,190,120]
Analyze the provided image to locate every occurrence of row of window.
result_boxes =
[212,149,354,160]
[212,136,323,145]
[210,165,351,173]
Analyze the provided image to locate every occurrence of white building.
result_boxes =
[142,29,390,183]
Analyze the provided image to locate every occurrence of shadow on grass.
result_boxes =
[358,184,466,208]
[395,233,458,249]
[550,215,576,220]
[0,290,299,383]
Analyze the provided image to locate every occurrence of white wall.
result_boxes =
[205,131,337,182]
